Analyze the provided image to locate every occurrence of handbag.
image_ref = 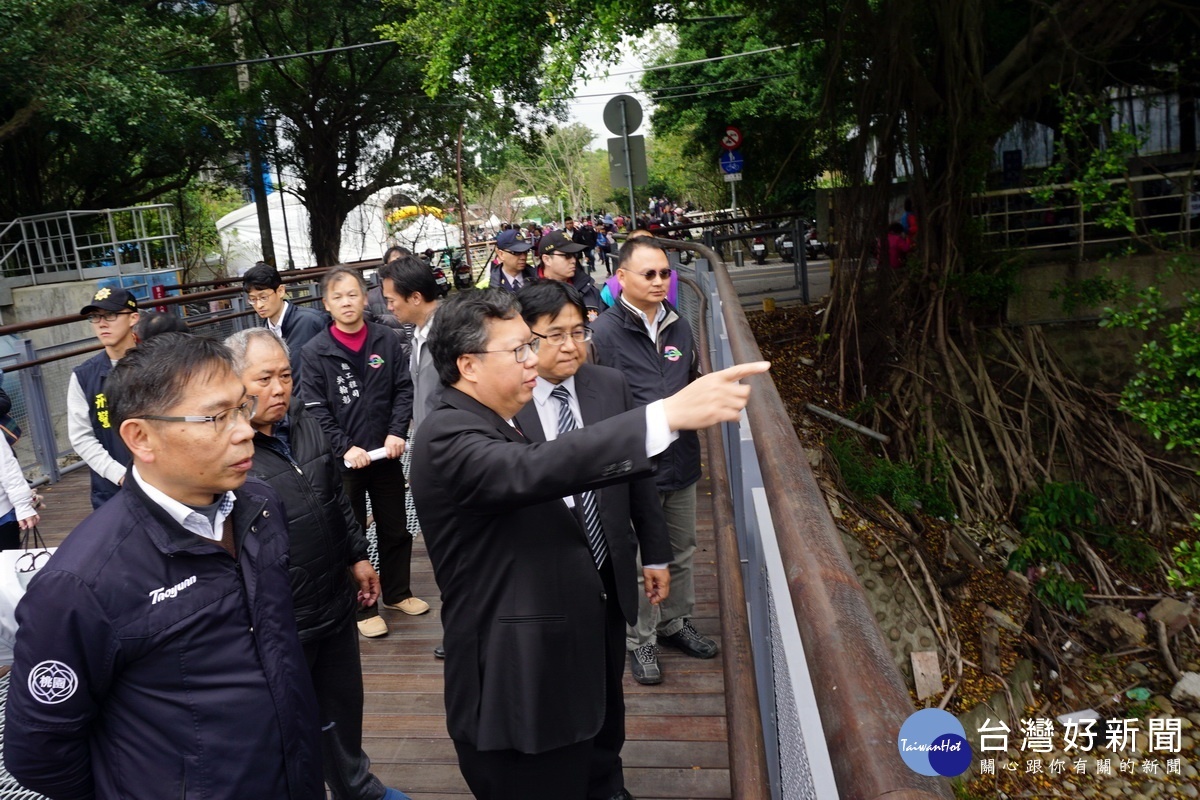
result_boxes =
[14,526,52,590]
[0,414,19,448]
[0,526,56,665]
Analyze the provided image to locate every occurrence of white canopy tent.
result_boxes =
[391,214,462,254]
[216,188,402,275]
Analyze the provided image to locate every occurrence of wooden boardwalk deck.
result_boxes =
[35,466,731,800]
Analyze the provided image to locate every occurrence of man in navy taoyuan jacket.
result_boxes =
[3,333,322,800]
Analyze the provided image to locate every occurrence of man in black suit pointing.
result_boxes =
[409,287,767,800]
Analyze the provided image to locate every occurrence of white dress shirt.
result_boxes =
[266,301,291,337]
[131,467,235,542]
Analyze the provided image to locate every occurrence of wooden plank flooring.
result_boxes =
[35,465,731,800]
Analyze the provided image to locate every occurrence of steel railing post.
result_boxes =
[18,338,60,484]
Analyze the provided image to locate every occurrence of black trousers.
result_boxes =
[453,558,626,800]
[303,615,386,800]
[341,458,412,610]
[589,556,627,799]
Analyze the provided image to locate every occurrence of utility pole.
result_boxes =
[229,4,276,267]
[456,124,472,272]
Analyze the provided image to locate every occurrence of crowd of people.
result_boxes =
[1,231,767,800]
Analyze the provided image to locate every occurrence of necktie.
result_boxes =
[511,278,522,292]
[551,385,607,569]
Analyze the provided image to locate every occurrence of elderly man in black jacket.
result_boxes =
[227,328,410,800]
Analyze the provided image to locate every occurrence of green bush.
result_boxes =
[827,434,954,518]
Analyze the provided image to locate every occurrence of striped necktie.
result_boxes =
[550,385,607,569]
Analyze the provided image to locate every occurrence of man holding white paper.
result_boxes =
[299,267,421,639]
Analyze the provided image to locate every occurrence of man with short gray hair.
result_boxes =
[227,328,410,800]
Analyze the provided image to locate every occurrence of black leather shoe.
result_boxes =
[658,619,719,659]
[628,643,662,685]
[433,644,446,659]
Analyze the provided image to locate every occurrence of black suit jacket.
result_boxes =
[410,386,655,755]
[264,302,327,380]
[514,364,672,625]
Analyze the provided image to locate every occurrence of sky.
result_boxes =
[567,30,674,148]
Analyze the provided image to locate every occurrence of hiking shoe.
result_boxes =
[659,619,719,659]
[629,643,662,685]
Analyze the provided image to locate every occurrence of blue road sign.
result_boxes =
[720,149,744,174]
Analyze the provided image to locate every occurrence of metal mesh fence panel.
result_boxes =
[0,671,49,800]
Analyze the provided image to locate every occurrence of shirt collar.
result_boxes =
[268,301,291,332]
[131,466,235,542]
[533,374,576,407]
[619,296,665,335]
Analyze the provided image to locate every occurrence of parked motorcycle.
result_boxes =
[775,230,796,263]
[805,222,827,260]
[751,225,768,265]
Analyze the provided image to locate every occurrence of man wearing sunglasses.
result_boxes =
[6,333,323,799]
[590,238,717,686]
[67,286,140,509]
[410,288,766,799]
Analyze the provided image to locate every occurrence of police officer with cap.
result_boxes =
[67,286,140,508]
[476,229,537,291]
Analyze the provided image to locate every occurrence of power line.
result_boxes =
[159,39,400,74]
[563,71,794,100]
[599,43,800,77]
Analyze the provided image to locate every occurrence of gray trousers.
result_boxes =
[626,482,698,648]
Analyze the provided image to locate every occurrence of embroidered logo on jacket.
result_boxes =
[662,345,683,362]
[367,353,385,369]
[148,575,198,605]
[28,660,79,704]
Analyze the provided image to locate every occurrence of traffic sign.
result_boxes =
[721,125,743,150]
[603,95,643,136]
[719,149,744,174]
[723,172,742,183]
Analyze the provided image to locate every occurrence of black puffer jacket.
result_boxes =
[249,399,369,642]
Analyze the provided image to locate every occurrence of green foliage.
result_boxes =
[1087,527,1159,575]
[1050,274,1135,316]
[1035,571,1088,615]
[1033,90,1141,235]
[1167,519,1200,589]
[0,0,236,217]
[827,434,954,519]
[1101,254,1200,455]
[1008,483,1097,614]
[948,258,1020,314]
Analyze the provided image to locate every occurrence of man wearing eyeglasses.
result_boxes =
[513,280,671,800]
[410,288,767,799]
[67,286,140,509]
[589,238,718,686]
[242,262,327,381]
[5,333,323,799]
[536,230,604,322]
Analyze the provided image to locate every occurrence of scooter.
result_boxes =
[805,224,826,260]
[776,231,796,263]
[751,225,768,265]
[451,250,474,291]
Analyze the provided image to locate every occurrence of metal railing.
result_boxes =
[0,205,182,284]
[671,238,950,800]
[974,169,1199,258]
